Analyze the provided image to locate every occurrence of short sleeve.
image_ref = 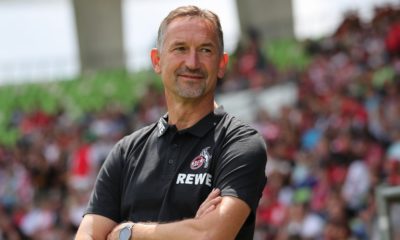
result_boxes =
[214,128,267,213]
[84,140,125,223]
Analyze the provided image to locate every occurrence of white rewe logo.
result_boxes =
[176,173,212,187]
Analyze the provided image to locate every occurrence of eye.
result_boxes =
[173,46,186,52]
[200,48,212,53]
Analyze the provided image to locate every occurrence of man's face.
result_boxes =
[151,17,228,100]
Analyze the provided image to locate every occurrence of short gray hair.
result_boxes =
[156,5,224,54]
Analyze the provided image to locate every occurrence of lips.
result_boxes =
[178,74,204,79]
[176,68,206,80]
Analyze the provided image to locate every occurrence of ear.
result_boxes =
[217,52,229,79]
[151,48,161,74]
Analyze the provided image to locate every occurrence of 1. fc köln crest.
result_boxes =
[190,147,212,170]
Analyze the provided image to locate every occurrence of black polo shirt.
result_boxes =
[85,106,267,239]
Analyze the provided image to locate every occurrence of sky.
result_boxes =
[0,0,398,85]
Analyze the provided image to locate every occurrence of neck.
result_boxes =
[166,96,216,130]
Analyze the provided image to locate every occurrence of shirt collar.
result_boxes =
[157,106,226,138]
[157,113,169,137]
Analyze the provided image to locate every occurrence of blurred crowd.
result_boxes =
[1,4,400,240]
[0,86,166,239]
[253,5,400,240]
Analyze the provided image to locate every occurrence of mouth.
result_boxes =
[178,74,204,80]
[176,68,206,81]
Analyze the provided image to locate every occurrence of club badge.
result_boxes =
[190,147,212,170]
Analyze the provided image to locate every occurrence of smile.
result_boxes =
[178,74,204,80]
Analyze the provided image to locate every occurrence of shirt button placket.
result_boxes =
[169,143,179,166]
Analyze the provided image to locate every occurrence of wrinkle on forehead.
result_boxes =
[163,17,219,50]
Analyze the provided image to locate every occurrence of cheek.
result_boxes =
[161,58,180,73]
[160,63,177,84]
[159,61,171,76]
[208,62,222,77]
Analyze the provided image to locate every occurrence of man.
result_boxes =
[76,5,267,240]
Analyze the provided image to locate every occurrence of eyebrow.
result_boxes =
[199,42,216,49]
[169,41,217,48]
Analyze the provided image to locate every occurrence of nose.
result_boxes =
[185,49,200,70]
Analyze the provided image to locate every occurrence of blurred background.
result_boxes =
[1,0,400,239]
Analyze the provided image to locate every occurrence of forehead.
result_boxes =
[163,17,218,45]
